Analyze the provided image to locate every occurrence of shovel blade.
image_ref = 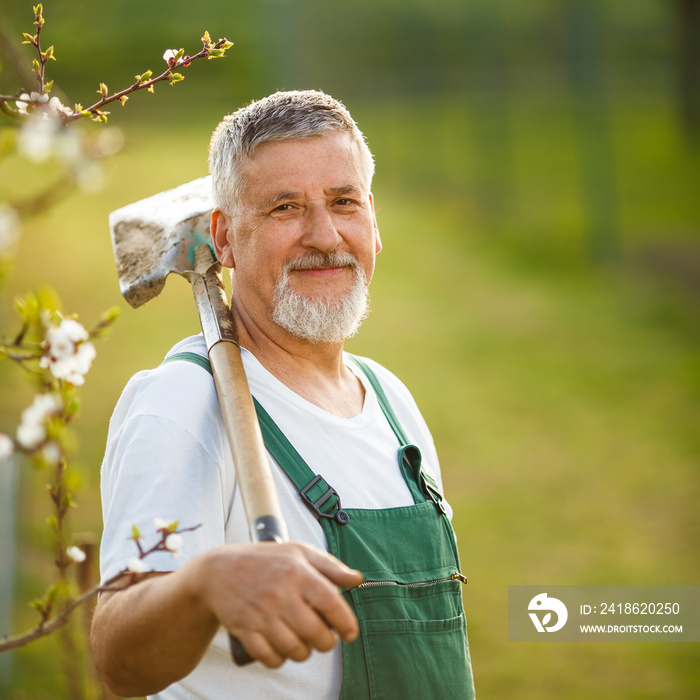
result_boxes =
[109,176,214,308]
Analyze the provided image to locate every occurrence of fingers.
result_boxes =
[232,596,339,668]
[302,544,364,591]
[297,570,359,645]
[280,591,341,652]
[241,626,306,669]
[297,544,363,644]
[199,542,363,668]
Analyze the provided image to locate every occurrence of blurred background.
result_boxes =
[0,0,698,697]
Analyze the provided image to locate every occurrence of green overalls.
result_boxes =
[166,352,476,699]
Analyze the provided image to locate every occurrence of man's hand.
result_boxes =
[92,541,363,696]
[196,542,363,668]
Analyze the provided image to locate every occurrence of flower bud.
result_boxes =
[165,533,183,558]
[66,546,86,563]
[126,558,149,574]
[162,49,178,67]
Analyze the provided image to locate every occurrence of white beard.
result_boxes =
[271,252,370,344]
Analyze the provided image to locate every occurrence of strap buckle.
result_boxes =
[300,475,350,525]
[421,473,447,515]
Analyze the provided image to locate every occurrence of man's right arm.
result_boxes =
[91,541,363,698]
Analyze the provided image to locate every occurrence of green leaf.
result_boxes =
[131,524,141,541]
[29,598,45,613]
[104,306,121,323]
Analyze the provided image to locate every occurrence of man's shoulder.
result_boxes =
[111,335,216,426]
[163,334,209,361]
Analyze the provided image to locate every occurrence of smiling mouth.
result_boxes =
[293,265,348,277]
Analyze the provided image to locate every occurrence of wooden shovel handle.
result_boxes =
[208,340,288,542]
[190,244,289,665]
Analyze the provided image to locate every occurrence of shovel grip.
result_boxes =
[227,515,288,666]
[229,636,254,666]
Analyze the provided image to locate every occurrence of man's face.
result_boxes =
[213,133,381,342]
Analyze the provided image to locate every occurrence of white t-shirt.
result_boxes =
[99,334,448,700]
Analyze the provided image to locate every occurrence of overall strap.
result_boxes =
[345,355,410,447]
[161,351,213,374]
[160,351,443,515]
[161,351,348,523]
[254,400,349,524]
[347,354,446,512]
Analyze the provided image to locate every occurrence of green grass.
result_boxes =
[1,89,699,698]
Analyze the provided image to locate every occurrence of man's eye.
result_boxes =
[335,198,354,206]
[273,203,293,212]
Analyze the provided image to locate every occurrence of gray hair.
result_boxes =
[208,90,375,214]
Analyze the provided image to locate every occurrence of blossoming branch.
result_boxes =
[0,5,233,125]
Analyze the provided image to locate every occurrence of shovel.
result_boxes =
[109,175,289,664]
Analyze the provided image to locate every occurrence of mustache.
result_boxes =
[282,251,360,273]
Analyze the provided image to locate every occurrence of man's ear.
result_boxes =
[211,209,235,268]
[369,193,382,254]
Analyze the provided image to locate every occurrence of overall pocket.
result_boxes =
[341,579,475,700]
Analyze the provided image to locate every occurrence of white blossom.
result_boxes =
[16,420,47,450]
[154,517,177,531]
[126,558,149,574]
[47,96,72,119]
[0,434,14,461]
[17,111,60,163]
[165,533,183,558]
[42,440,62,466]
[41,319,96,385]
[24,392,63,422]
[15,91,48,115]
[16,393,63,449]
[66,546,86,563]
[58,318,89,344]
[162,49,178,65]
[15,93,31,115]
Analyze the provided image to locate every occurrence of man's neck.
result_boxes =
[233,305,365,419]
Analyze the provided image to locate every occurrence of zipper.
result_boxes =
[349,572,467,591]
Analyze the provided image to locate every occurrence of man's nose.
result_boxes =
[301,205,342,252]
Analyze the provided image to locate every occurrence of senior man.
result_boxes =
[92,90,476,699]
